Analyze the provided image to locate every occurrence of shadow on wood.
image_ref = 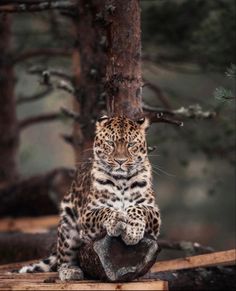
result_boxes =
[78,235,159,282]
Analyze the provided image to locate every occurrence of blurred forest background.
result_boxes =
[0,0,235,261]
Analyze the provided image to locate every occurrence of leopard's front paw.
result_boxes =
[121,218,145,245]
[104,211,127,237]
[58,264,84,281]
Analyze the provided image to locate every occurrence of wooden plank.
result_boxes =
[151,249,236,273]
[0,216,58,232]
[0,280,168,291]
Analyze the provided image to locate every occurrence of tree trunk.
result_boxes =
[72,0,143,162]
[105,0,143,119]
[0,14,19,187]
[72,0,108,162]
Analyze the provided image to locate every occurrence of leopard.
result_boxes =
[18,115,161,281]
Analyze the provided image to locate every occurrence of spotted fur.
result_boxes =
[18,116,161,281]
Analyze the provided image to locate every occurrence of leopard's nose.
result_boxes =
[114,158,128,165]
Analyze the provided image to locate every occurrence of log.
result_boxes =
[77,235,159,282]
[0,168,72,217]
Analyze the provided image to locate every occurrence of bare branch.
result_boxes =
[143,102,216,119]
[28,65,75,95]
[18,112,61,131]
[146,112,184,127]
[171,105,216,119]
[0,1,75,13]
[16,88,53,105]
[12,48,72,64]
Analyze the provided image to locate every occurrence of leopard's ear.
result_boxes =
[96,115,109,130]
[136,117,150,131]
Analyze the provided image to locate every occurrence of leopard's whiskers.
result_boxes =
[151,164,175,177]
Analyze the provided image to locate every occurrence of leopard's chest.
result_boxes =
[92,177,149,210]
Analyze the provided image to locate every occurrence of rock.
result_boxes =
[77,235,159,282]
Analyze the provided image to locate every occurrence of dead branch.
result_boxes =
[143,103,216,119]
[18,112,61,131]
[171,105,216,119]
[12,48,72,64]
[144,103,216,127]
[28,66,75,95]
[0,1,74,13]
[16,88,53,105]
[146,111,184,127]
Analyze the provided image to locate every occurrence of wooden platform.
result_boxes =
[1,249,235,290]
[0,262,168,291]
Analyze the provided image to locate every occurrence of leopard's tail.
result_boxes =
[17,253,57,273]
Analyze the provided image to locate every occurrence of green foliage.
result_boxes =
[214,87,234,101]
[226,64,236,79]
[191,2,236,69]
[141,0,236,70]
[214,64,236,102]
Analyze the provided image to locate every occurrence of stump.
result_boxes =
[77,235,159,282]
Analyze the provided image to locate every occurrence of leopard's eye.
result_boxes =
[106,140,114,146]
[128,142,136,148]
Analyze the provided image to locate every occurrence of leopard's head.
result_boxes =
[94,116,149,173]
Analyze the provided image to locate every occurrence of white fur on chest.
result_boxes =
[92,170,150,210]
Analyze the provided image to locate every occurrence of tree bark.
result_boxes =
[0,14,19,187]
[72,0,108,162]
[105,0,143,119]
[72,0,143,162]
[77,235,159,282]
